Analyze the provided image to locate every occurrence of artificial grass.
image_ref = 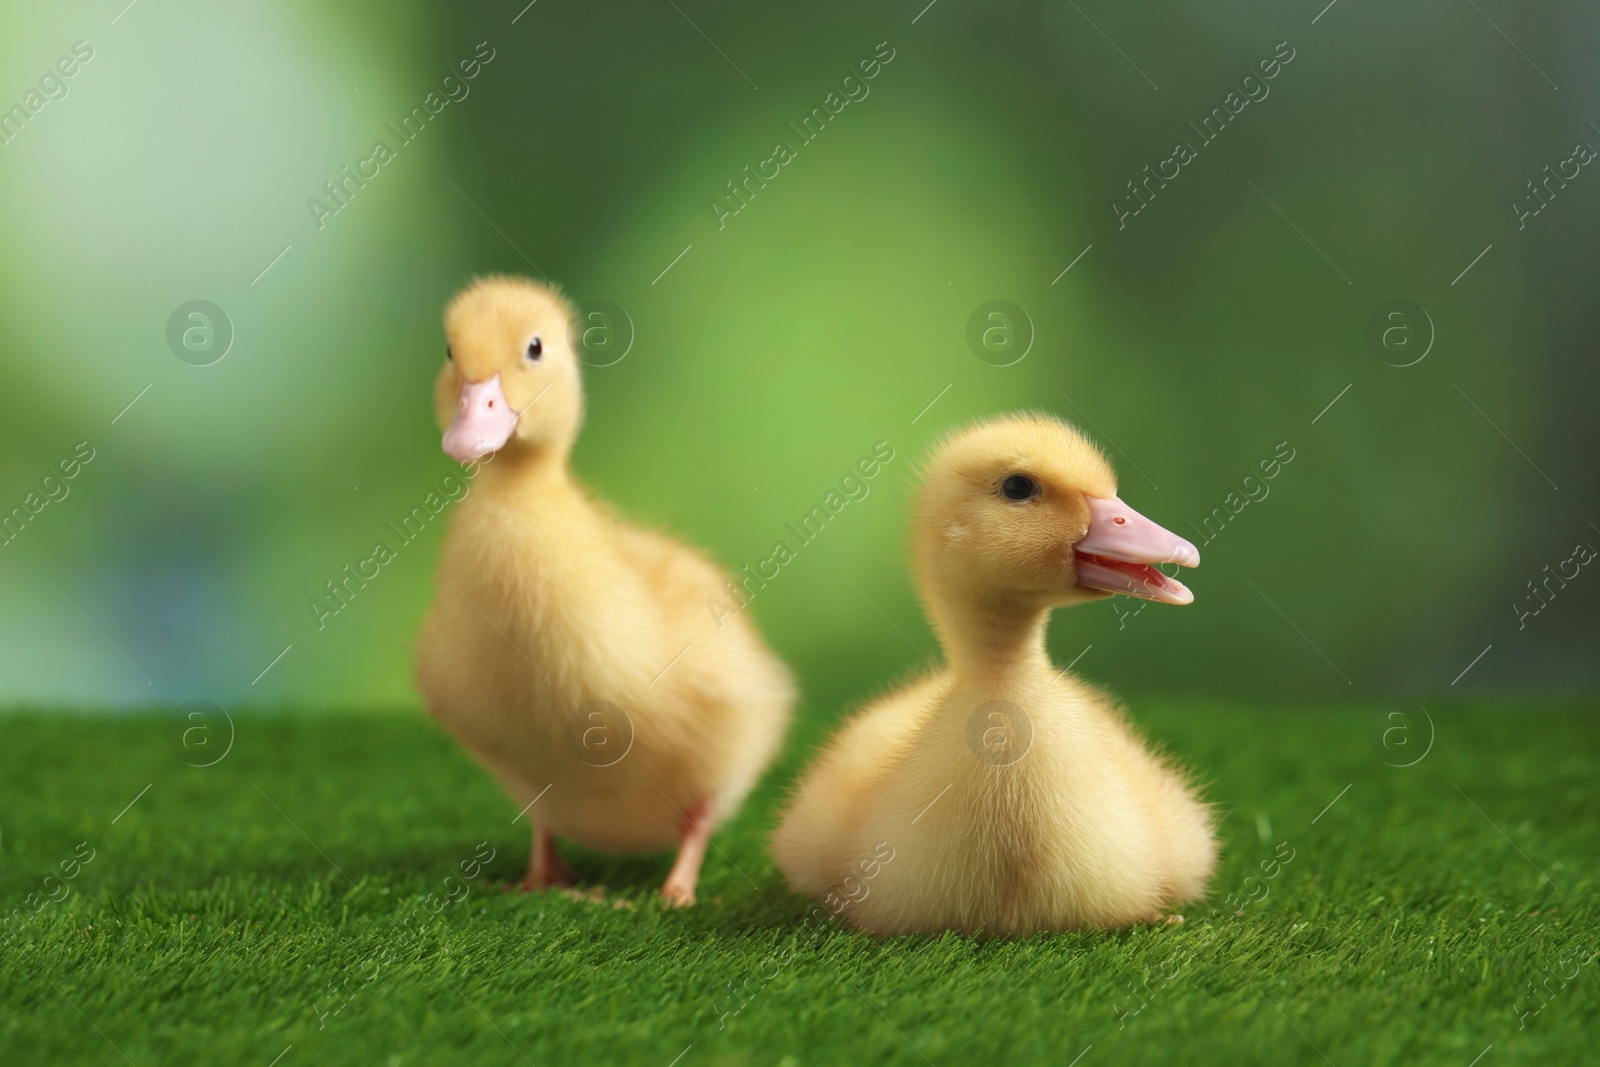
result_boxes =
[1,702,1595,1066]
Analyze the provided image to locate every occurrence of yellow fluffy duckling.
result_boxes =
[771,413,1216,934]
[417,276,794,906]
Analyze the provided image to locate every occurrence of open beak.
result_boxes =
[1073,495,1200,605]
[442,374,518,463]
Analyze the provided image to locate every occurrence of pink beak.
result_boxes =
[442,374,518,463]
[1074,495,1200,605]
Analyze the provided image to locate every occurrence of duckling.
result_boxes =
[771,413,1216,935]
[417,276,794,906]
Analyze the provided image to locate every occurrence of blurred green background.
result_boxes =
[1,0,1595,716]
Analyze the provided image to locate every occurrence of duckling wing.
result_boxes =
[602,517,796,817]
[771,672,946,898]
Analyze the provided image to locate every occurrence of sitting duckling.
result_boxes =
[771,413,1215,934]
[417,276,794,906]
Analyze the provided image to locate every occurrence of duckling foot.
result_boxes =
[659,798,714,908]
[519,826,576,892]
[660,882,696,908]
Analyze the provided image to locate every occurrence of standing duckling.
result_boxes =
[418,276,794,906]
[771,413,1215,934]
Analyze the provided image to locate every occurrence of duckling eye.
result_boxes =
[525,337,543,362]
[446,344,453,362]
[1001,474,1038,501]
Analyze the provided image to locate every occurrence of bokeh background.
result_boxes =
[1,0,1595,718]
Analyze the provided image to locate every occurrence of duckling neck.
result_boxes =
[927,590,1052,683]
[473,443,573,495]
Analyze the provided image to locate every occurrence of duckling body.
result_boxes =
[418,276,793,904]
[772,414,1215,934]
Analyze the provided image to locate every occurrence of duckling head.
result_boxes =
[436,275,583,463]
[913,412,1199,611]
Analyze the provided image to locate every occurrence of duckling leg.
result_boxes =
[659,799,714,907]
[520,824,576,891]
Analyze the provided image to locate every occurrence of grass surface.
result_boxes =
[1,702,1596,1066]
